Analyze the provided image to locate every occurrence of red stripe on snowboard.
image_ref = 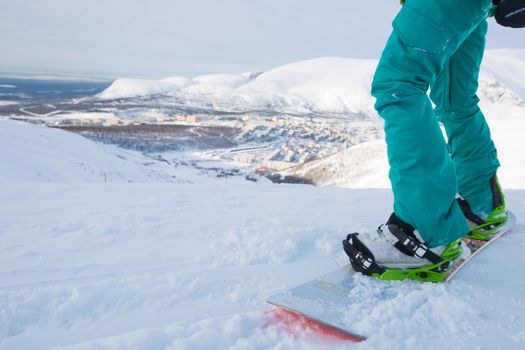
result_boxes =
[270,307,365,342]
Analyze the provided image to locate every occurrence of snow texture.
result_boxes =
[0,120,177,183]
[1,113,525,349]
[2,51,525,349]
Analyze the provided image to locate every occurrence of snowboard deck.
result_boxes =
[267,212,516,341]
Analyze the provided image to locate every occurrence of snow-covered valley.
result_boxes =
[3,50,524,189]
[2,49,525,349]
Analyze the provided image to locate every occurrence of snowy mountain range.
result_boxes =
[96,50,525,118]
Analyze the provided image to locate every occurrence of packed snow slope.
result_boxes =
[96,50,525,116]
[0,119,180,183]
[1,111,525,350]
[3,183,525,350]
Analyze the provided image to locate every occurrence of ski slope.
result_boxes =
[1,182,524,350]
[0,120,179,183]
[2,48,525,348]
[1,116,525,350]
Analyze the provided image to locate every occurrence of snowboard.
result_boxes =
[267,212,516,341]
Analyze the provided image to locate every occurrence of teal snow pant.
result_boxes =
[372,0,500,247]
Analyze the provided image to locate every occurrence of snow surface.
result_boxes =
[1,112,525,350]
[0,119,178,183]
[3,181,524,350]
[2,50,525,349]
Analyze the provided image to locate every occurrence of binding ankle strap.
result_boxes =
[385,225,443,265]
[457,197,486,226]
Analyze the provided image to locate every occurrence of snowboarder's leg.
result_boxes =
[430,21,502,219]
[370,0,495,248]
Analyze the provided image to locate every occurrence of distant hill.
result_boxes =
[0,119,175,183]
[97,50,525,117]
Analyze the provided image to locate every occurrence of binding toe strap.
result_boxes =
[342,233,385,275]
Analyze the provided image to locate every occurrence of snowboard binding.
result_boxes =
[342,225,463,283]
[457,174,509,240]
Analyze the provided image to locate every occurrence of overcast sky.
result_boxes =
[1,0,523,79]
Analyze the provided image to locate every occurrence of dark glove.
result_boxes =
[494,0,525,28]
